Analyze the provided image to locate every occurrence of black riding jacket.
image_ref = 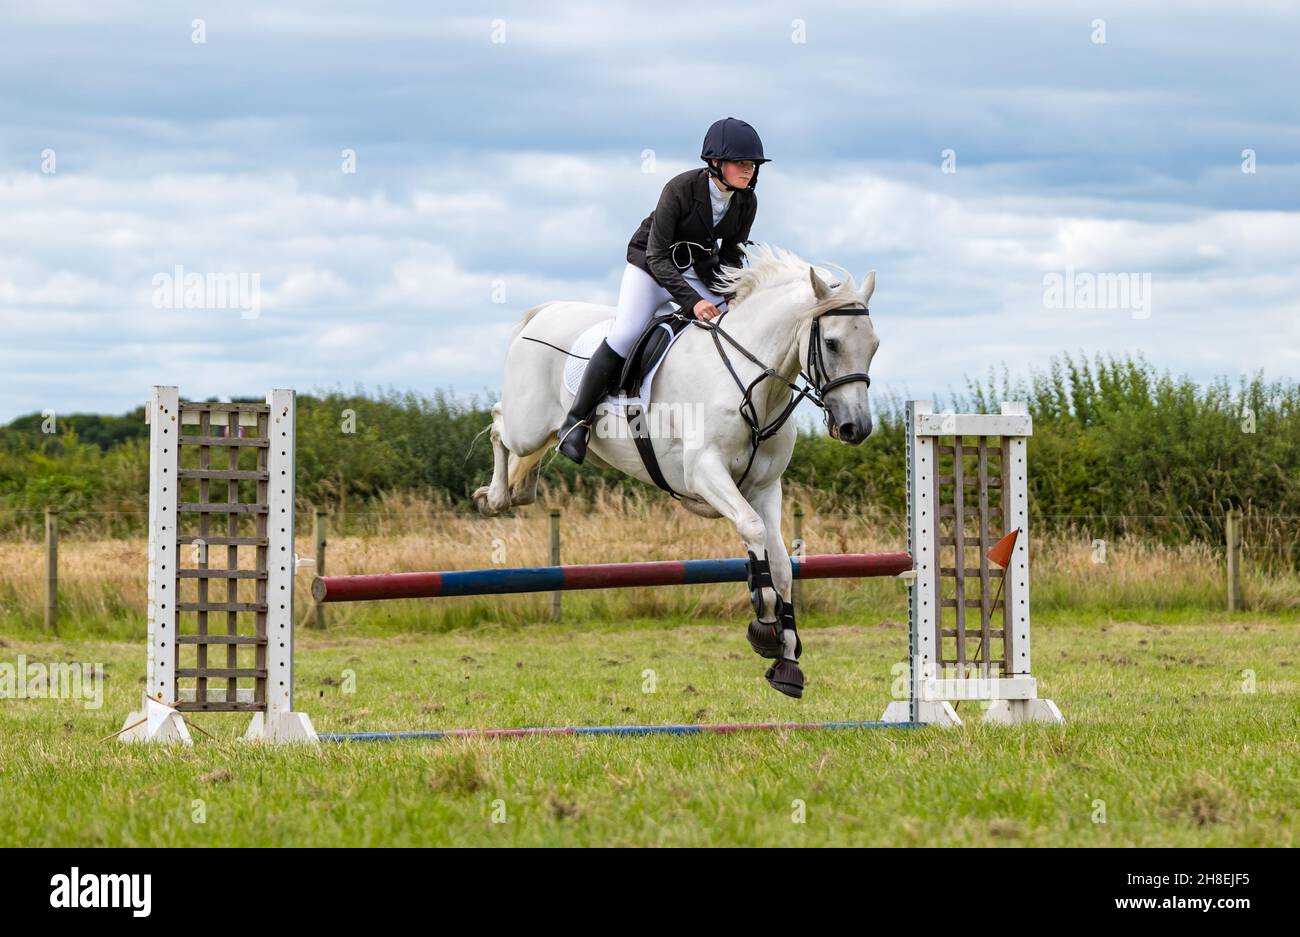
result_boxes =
[626,168,757,314]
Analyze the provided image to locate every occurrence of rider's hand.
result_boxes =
[693,299,721,321]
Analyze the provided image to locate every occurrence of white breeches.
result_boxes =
[606,263,725,358]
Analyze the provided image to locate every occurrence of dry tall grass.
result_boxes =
[0,482,1293,636]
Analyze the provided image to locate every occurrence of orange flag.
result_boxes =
[986,529,1021,615]
[986,528,1021,568]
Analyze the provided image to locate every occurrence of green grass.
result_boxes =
[1,610,1297,846]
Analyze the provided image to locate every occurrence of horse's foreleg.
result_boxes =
[685,453,774,618]
[751,482,792,602]
[687,455,804,698]
[752,481,801,663]
[687,451,771,576]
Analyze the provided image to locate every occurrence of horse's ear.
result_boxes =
[861,271,876,306]
[809,267,833,302]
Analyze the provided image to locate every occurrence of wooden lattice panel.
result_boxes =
[933,432,1009,679]
[173,401,271,712]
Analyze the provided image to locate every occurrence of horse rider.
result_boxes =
[556,117,768,463]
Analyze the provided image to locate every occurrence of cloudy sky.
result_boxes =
[2,1,1297,422]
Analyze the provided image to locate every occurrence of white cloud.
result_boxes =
[0,0,1297,421]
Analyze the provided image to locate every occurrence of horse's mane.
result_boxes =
[714,243,861,316]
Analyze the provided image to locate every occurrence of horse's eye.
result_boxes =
[824,338,838,353]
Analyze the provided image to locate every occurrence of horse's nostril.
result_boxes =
[840,422,856,440]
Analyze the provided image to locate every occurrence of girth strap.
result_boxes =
[625,402,683,500]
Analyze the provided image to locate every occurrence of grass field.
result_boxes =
[3,604,1297,847]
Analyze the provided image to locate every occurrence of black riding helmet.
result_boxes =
[701,117,769,191]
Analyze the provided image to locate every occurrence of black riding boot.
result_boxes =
[558,339,626,464]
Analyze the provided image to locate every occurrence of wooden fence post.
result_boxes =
[312,509,327,629]
[44,509,58,633]
[1226,508,1243,612]
[791,504,804,608]
[550,509,562,622]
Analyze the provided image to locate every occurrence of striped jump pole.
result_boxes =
[312,551,913,604]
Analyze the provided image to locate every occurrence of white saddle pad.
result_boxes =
[563,318,689,417]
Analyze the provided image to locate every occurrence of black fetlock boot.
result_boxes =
[558,339,626,464]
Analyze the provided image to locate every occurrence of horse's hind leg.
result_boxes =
[472,403,516,516]
[473,402,556,515]
[475,302,590,514]
[507,445,550,506]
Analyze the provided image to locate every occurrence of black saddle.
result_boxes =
[616,310,690,396]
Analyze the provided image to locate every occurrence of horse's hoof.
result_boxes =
[747,619,781,658]
[471,485,502,517]
[764,659,804,699]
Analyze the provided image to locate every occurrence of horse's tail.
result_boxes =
[510,302,554,343]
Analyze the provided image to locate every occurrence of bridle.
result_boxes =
[683,300,873,489]
[805,306,874,409]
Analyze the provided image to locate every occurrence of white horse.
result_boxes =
[473,245,879,697]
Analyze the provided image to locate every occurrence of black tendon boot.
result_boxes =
[558,339,626,464]
[744,551,804,660]
[745,551,782,658]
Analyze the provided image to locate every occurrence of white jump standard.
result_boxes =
[119,386,315,744]
[880,401,1062,726]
